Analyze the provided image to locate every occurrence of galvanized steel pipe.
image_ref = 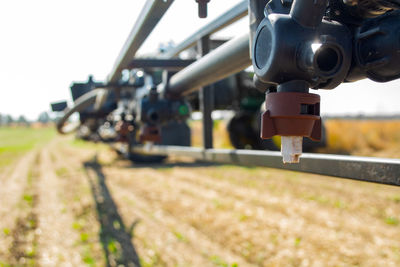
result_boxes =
[131,145,400,186]
[108,0,174,83]
[167,33,251,96]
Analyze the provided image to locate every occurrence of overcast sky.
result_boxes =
[1,0,399,120]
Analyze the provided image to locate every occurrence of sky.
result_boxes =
[1,0,400,121]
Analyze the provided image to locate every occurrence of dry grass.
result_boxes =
[321,120,400,158]
[190,120,233,149]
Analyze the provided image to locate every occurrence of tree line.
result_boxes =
[0,112,52,126]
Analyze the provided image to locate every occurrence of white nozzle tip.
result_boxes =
[281,136,303,164]
[144,142,154,152]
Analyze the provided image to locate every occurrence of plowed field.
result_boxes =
[1,129,400,267]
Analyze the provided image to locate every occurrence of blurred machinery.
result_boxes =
[52,0,400,164]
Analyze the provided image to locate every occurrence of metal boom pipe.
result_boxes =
[131,145,400,186]
[108,0,174,83]
[162,0,248,59]
[168,33,251,96]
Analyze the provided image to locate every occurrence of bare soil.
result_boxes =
[1,135,400,267]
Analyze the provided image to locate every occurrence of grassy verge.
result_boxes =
[0,127,55,170]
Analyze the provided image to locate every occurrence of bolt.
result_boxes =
[196,0,210,18]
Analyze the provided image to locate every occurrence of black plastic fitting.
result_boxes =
[290,0,327,28]
[139,87,190,126]
[346,11,400,82]
[252,1,352,89]
[195,0,210,18]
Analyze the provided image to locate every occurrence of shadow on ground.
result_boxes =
[83,157,141,267]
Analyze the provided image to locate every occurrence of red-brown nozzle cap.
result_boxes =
[261,92,322,141]
[140,125,161,143]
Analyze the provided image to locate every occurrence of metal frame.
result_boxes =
[167,34,251,95]
[94,1,400,187]
[131,145,400,186]
[198,36,214,149]
[127,59,196,71]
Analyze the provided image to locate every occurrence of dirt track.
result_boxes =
[1,135,400,267]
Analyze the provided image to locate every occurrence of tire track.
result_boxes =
[35,143,83,267]
[0,150,38,264]
[50,139,114,267]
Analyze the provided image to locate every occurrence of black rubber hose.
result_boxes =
[56,89,106,134]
